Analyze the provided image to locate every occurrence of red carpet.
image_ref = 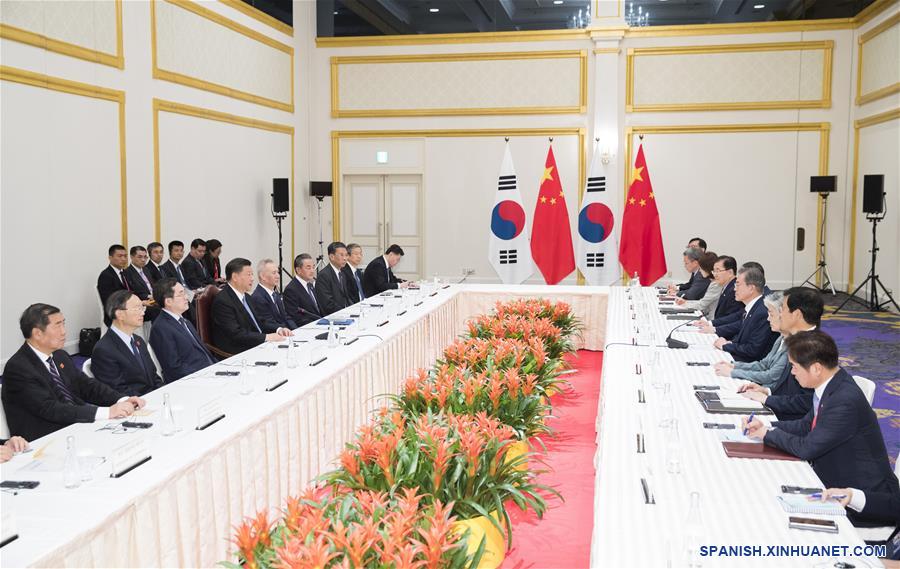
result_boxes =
[502,350,602,569]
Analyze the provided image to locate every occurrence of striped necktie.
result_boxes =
[46,356,76,404]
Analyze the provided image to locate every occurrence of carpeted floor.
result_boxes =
[821,292,900,466]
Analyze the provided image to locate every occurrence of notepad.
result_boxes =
[777,494,846,516]
[717,430,755,443]
[316,318,354,326]
[718,396,765,410]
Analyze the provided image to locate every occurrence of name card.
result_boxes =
[109,437,151,478]
[196,398,225,431]
[0,508,18,548]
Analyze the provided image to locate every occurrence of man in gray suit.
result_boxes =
[668,247,709,300]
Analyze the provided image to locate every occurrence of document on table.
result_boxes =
[777,494,846,516]
[717,430,755,443]
[718,395,765,410]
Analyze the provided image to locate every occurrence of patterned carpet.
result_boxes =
[821,292,900,467]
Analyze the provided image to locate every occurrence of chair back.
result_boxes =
[82,358,94,378]
[852,375,876,406]
[194,285,219,346]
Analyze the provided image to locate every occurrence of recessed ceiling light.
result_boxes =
[333,10,338,15]
[754,3,765,8]
[429,7,439,12]
[553,0,564,4]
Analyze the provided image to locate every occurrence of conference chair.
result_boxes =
[194,284,232,360]
[853,375,876,406]
[0,384,9,439]
[855,452,900,543]
[98,296,109,336]
[82,358,94,378]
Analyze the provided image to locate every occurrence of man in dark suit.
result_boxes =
[745,331,900,528]
[160,240,187,287]
[146,241,166,283]
[362,244,408,298]
[342,243,366,304]
[738,287,824,420]
[687,237,707,252]
[91,291,164,396]
[283,254,322,327]
[710,255,741,320]
[124,245,160,322]
[699,261,769,333]
[712,266,778,362]
[315,242,353,316]
[181,238,214,290]
[667,248,709,300]
[1,304,145,441]
[149,278,216,381]
[97,244,131,327]
[250,258,297,331]
[211,258,291,355]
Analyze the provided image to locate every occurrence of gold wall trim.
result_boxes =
[0,0,124,69]
[217,0,293,36]
[317,28,590,48]
[153,98,295,259]
[330,128,587,241]
[855,0,900,27]
[330,50,588,117]
[622,122,831,282]
[625,41,834,112]
[856,12,900,106]
[151,0,294,113]
[0,66,128,245]
[592,0,623,20]
[593,47,621,54]
[847,107,900,291]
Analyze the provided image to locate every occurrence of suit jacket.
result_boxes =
[712,278,742,320]
[677,271,698,293]
[249,285,297,331]
[713,285,772,331]
[1,343,124,440]
[123,265,160,322]
[765,368,900,526]
[283,277,321,327]
[361,256,403,298]
[765,362,814,421]
[91,329,163,396]
[342,264,365,303]
[149,310,216,382]
[203,255,222,281]
[721,297,779,362]
[160,260,187,286]
[315,265,351,316]
[97,265,128,326]
[145,261,164,284]
[210,285,267,355]
[677,272,710,301]
[181,255,213,289]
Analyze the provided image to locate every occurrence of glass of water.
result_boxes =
[666,419,682,474]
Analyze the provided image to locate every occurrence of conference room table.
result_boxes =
[0,283,607,568]
[589,286,883,568]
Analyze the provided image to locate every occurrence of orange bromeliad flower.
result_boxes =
[232,520,259,568]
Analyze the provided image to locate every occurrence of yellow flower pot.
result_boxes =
[504,440,529,472]
[453,511,506,569]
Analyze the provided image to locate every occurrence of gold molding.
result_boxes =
[330,50,588,118]
[217,0,293,36]
[317,28,591,48]
[622,122,830,283]
[151,0,294,113]
[330,128,587,241]
[625,41,834,112]
[592,0,623,20]
[855,0,900,27]
[152,98,295,259]
[847,107,900,291]
[0,66,128,245]
[593,48,620,54]
[856,12,900,106]
[0,0,124,69]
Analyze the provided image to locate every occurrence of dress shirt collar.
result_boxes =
[110,265,125,277]
[744,294,762,314]
[296,275,314,286]
[382,255,391,267]
[28,342,53,365]
[110,324,133,348]
[163,309,183,321]
[258,283,276,295]
[330,263,343,278]
[814,371,838,402]
[228,283,245,302]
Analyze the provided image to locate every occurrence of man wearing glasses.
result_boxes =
[91,290,164,396]
[149,278,217,382]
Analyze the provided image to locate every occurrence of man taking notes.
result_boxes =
[362,244,408,298]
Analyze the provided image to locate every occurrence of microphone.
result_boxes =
[665,319,696,349]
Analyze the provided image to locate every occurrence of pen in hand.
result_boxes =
[743,412,755,436]
[808,492,847,500]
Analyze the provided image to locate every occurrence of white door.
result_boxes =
[342,174,423,281]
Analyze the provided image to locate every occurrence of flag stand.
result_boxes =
[800,192,836,295]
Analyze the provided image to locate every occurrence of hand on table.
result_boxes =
[108,400,136,419]
[265,329,292,342]
[813,488,852,507]
[125,396,146,410]
[741,390,767,404]
[666,284,677,295]
[4,436,29,453]
[698,323,716,335]
[737,383,767,394]
[276,327,293,337]
[714,362,734,377]
[713,337,731,350]
[742,416,768,440]
[674,297,686,306]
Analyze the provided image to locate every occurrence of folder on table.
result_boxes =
[722,442,801,461]
[777,494,846,516]
[659,307,696,314]
[695,391,774,415]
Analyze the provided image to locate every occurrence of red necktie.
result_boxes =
[811,395,822,430]
[120,271,131,291]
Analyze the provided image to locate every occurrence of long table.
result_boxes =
[0,284,607,568]
[590,286,882,568]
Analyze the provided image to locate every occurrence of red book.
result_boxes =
[618,144,667,286]
[530,145,575,284]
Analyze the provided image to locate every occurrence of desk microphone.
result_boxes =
[665,319,694,349]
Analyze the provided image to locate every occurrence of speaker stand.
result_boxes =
[273,213,287,293]
[314,196,327,271]
[834,213,899,314]
[801,192,836,295]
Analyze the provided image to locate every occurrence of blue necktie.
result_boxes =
[180,317,215,364]
[307,282,319,312]
[46,357,76,404]
[130,337,146,371]
[242,295,262,332]
[356,270,365,300]
[273,291,285,318]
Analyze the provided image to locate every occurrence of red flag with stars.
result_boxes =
[530,145,575,284]
[619,144,667,285]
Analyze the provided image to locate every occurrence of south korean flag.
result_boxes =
[576,143,619,285]
[488,143,534,284]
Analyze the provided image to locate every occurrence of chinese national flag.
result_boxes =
[619,144,667,285]
[531,145,575,284]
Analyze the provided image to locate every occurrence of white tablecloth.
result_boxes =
[0,284,608,568]
[590,287,882,568]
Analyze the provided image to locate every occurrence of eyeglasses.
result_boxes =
[712,268,729,274]
[125,306,146,313]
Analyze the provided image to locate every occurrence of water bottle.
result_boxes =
[63,435,81,489]
[684,492,705,567]
[161,393,176,436]
[286,340,298,369]
[240,358,253,395]
[327,321,339,348]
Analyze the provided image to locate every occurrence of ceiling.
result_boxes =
[240,0,878,35]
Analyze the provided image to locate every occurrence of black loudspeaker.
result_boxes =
[310,181,333,198]
[810,175,836,193]
[272,178,289,213]
[862,175,884,214]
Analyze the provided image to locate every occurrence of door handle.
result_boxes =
[377,222,383,250]
[796,227,805,251]
[385,222,391,247]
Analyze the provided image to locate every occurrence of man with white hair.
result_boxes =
[667,247,709,300]
[249,258,297,331]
